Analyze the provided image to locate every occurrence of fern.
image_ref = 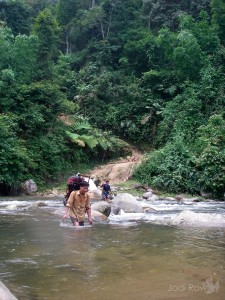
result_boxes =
[66,131,85,147]
[66,115,129,155]
[71,121,92,131]
[98,139,109,150]
[80,134,98,149]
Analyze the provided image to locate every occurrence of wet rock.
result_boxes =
[182,197,203,203]
[0,281,18,300]
[91,201,111,217]
[142,191,153,199]
[193,198,202,202]
[141,203,156,212]
[200,190,213,199]
[175,195,183,202]
[90,188,102,199]
[34,201,48,207]
[144,207,156,213]
[21,179,37,195]
[111,193,142,213]
[133,184,148,191]
[169,210,225,227]
[110,206,121,215]
[147,194,159,201]
[91,210,109,222]
[164,197,176,201]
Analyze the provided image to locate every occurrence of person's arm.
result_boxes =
[63,206,69,220]
[86,207,93,225]
[86,194,93,225]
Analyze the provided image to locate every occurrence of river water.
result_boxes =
[0,196,225,300]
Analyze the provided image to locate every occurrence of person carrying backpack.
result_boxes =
[63,173,84,206]
[63,181,93,226]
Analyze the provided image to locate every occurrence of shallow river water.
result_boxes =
[0,196,225,300]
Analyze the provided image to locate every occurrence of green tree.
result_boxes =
[56,0,90,54]
[195,114,225,198]
[172,29,204,80]
[141,0,210,31]
[0,26,39,84]
[122,29,156,75]
[0,26,14,70]
[134,136,198,193]
[211,0,225,45]
[33,8,60,79]
[12,34,39,83]
[0,0,32,35]
[179,12,220,54]
[157,84,203,144]
[0,114,33,191]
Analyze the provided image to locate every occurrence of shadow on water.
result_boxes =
[0,197,225,300]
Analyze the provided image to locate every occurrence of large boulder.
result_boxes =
[169,210,225,227]
[142,191,153,199]
[200,190,213,199]
[110,205,122,215]
[111,193,142,213]
[147,194,159,201]
[91,201,111,217]
[90,188,102,200]
[91,210,109,222]
[21,179,37,195]
[0,281,18,300]
[34,201,48,207]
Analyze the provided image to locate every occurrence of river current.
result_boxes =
[0,196,225,300]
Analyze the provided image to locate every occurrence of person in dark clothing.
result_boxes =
[101,180,111,202]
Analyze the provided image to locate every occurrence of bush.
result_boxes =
[134,114,225,199]
[134,136,198,194]
[195,114,225,198]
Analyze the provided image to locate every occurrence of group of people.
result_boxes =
[63,173,111,227]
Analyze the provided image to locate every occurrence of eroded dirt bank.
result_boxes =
[90,147,144,184]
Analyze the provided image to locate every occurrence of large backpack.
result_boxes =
[63,175,83,206]
[67,176,82,192]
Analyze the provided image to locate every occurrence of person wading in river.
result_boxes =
[101,180,111,202]
[63,173,92,206]
[63,181,93,226]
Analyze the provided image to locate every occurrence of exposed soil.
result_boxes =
[90,147,144,184]
[39,147,144,197]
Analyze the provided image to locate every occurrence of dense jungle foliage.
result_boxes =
[0,0,224,198]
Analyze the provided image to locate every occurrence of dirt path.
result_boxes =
[90,147,144,184]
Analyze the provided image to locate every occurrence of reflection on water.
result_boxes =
[0,197,225,300]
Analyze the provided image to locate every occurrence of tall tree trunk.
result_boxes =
[92,0,96,8]
[106,4,114,38]
[66,31,69,55]
[99,18,105,39]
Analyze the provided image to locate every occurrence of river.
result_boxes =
[0,196,225,300]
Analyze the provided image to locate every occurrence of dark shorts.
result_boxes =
[102,191,109,199]
[70,216,84,226]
